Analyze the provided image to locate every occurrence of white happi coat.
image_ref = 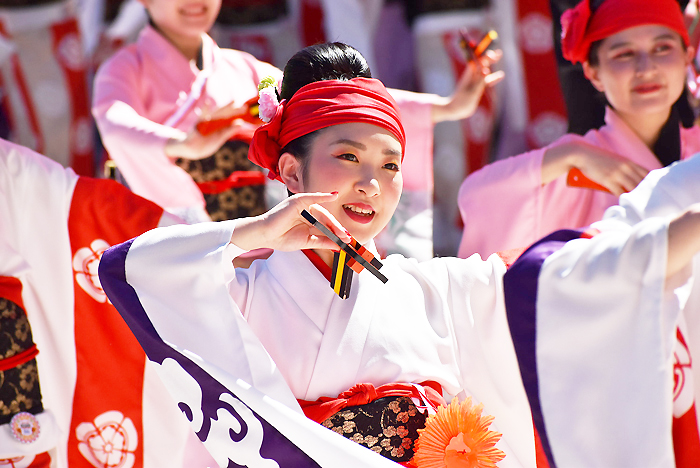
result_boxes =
[118,219,537,468]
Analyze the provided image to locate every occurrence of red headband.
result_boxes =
[561,0,690,64]
[248,77,406,182]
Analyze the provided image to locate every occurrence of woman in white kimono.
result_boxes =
[98,42,700,468]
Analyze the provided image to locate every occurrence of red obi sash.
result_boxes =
[298,381,445,424]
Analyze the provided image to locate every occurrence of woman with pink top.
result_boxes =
[457,0,700,259]
[92,0,282,224]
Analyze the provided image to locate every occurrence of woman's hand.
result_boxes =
[431,49,505,123]
[542,141,649,196]
[164,101,253,160]
[230,192,352,252]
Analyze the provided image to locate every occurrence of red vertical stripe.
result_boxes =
[299,0,326,46]
[51,19,93,176]
[67,178,164,467]
[515,0,567,149]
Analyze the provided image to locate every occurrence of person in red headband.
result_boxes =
[98,42,540,467]
[457,0,700,261]
[98,41,700,468]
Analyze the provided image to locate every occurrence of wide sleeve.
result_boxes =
[411,254,537,468]
[504,219,680,467]
[92,50,205,211]
[98,222,405,468]
[98,220,297,406]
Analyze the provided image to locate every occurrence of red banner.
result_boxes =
[67,178,164,468]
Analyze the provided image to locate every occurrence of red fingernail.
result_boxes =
[331,191,338,195]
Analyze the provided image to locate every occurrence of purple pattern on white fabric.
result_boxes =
[99,240,321,467]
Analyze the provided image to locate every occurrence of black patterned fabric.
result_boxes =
[321,396,427,462]
[0,297,43,425]
[175,140,267,221]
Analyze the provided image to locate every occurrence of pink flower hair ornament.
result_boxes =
[257,76,281,123]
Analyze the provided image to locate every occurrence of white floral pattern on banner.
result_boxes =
[72,116,94,155]
[73,239,111,303]
[466,106,493,145]
[528,112,567,148]
[57,33,85,71]
[519,12,553,55]
[76,411,137,468]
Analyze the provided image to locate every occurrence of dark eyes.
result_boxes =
[335,153,400,171]
[612,43,675,60]
[653,44,674,53]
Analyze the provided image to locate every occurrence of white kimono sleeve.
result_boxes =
[504,218,679,467]
[98,221,404,468]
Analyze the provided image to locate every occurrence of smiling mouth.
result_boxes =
[180,5,207,16]
[343,204,375,216]
[633,83,662,94]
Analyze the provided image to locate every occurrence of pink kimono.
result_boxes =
[92,25,282,221]
[457,107,700,259]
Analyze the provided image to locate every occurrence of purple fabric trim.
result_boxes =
[503,229,589,468]
[98,241,322,467]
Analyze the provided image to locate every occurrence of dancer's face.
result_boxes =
[584,24,694,119]
[283,122,403,244]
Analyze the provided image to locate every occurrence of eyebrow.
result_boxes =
[607,33,678,51]
[331,138,402,156]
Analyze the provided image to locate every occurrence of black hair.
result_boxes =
[279,42,372,101]
[277,42,372,188]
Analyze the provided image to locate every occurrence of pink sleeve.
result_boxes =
[92,50,204,211]
[458,132,622,259]
[387,88,436,192]
[457,146,545,259]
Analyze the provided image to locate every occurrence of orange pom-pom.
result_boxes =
[413,397,505,468]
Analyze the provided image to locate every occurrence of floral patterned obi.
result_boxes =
[175,140,267,221]
[299,382,445,464]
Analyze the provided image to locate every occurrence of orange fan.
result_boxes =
[413,397,506,468]
[196,96,260,136]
